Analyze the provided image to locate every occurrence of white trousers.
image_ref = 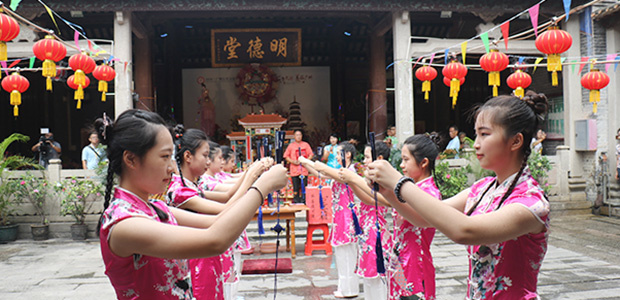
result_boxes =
[334,243,359,297]
[363,276,387,300]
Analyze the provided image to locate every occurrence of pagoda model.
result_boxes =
[287,97,304,132]
[226,112,294,164]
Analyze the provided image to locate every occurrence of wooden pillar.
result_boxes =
[369,33,387,140]
[134,36,154,111]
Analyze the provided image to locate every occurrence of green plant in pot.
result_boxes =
[0,133,42,243]
[55,177,103,240]
[11,172,50,240]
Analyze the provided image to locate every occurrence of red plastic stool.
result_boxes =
[304,223,332,256]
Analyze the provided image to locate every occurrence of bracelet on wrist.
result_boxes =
[248,186,265,203]
[394,177,415,203]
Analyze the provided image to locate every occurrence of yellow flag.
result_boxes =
[461,42,467,64]
[44,4,61,35]
[533,57,544,73]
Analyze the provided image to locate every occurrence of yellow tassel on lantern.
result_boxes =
[547,54,562,87]
[515,87,524,98]
[42,60,57,91]
[10,91,21,117]
[101,92,106,102]
[488,72,500,96]
[74,85,84,109]
[46,77,52,90]
[450,78,460,109]
[98,80,108,102]
[0,41,7,61]
[422,80,431,101]
[74,70,86,87]
[589,89,600,114]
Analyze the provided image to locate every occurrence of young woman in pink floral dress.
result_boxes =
[96,110,287,300]
[368,92,550,299]
[299,142,360,298]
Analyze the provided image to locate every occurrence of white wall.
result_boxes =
[181,67,331,135]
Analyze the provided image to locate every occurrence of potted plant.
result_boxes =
[55,177,103,240]
[0,133,41,243]
[11,172,51,240]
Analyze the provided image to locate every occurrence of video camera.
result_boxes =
[39,128,52,156]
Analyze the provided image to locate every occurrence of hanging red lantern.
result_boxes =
[506,70,532,98]
[415,65,437,101]
[92,64,116,102]
[67,74,90,109]
[1,72,29,117]
[442,60,468,109]
[0,12,20,62]
[68,52,96,103]
[581,68,610,114]
[535,26,572,86]
[32,35,67,91]
[479,49,509,97]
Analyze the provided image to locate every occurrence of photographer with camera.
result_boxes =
[31,130,61,168]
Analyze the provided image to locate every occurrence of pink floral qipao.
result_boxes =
[167,174,224,300]
[356,200,391,278]
[100,187,193,300]
[464,168,549,300]
[215,171,232,182]
[329,173,358,247]
[389,176,441,300]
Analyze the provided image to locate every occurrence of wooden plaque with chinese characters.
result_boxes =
[211,28,301,67]
[305,186,333,224]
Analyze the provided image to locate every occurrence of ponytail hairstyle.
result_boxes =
[466,91,549,215]
[207,141,221,162]
[403,134,440,186]
[95,109,171,234]
[220,145,235,162]
[172,124,209,187]
[338,141,357,168]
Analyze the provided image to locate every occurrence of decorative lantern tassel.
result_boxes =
[375,228,386,274]
[98,80,108,93]
[552,71,558,86]
[0,41,6,61]
[450,79,460,109]
[422,80,431,101]
[46,77,53,91]
[589,90,600,103]
[42,60,56,77]
[75,70,86,87]
[349,201,362,235]
[13,105,18,117]
[10,91,21,116]
[492,85,498,97]
[489,72,500,97]
[593,102,598,114]
[547,54,562,87]
[515,87,524,98]
[101,91,106,102]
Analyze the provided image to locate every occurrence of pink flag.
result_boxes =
[74,30,80,50]
[8,59,21,69]
[501,22,510,50]
[412,56,424,70]
[429,52,436,65]
[529,4,540,37]
[1,61,7,76]
[606,54,617,72]
[579,57,589,74]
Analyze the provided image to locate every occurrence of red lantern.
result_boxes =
[479,49,509,97]
[68,53,96,103]
[442,61,468,108]
[535,26,572,86]
[415,65,437,101]
[32,35,67,91]
[92,64,116,102]
[581,68,610,114]
[506,70,532,98]
[0,13,20,62]
[1,72,29,117]
[67,74,90,109]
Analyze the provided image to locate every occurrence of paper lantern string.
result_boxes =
[368,132,386,274]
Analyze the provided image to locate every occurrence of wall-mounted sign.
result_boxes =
[211,28,301,67]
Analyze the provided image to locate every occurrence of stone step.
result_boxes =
[549,195,592,217]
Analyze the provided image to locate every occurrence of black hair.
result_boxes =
[329,133,339,140]
[172,124,209,187]
[402,134,440,191]
[449,125,459,132]
[95,109,171,234]
[338,141,356,168]
[207,141,221,162]
[220,145,235,162]
[374,141,391,161]
[466,91,548,215]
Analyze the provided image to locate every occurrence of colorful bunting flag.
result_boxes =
[9,0,22,11]
[480,32,490,53]
[529,4,540,37]
[429,53,435,65]
[42,3,61,35]
[461,41,467,64]
[533,57,544,73]
[606,54,617,72]
[444,49,449,65]
[74,30,80,50]
[501,22,510,50]
[1,61,7,76]
[563,0,571,21]
[571,60,577,73]
[29,57,35,69]
[8,59,21,69]
[578,57,589,74]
